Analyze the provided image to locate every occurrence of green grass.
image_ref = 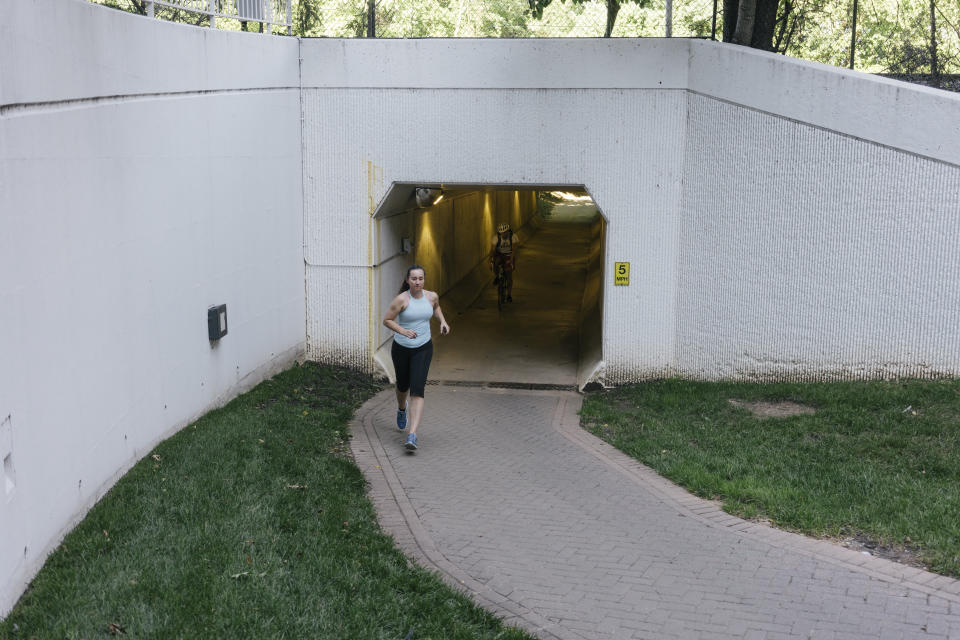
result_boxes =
[580,378,960,578]
[1,363,534,640]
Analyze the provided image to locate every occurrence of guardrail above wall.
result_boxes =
[144,0,291,34]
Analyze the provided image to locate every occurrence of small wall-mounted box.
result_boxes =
[207,304,228,341]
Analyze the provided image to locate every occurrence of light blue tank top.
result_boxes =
[394,292,432,348]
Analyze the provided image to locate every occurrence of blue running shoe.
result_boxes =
[396,408,407,430]
[405,433,418,451]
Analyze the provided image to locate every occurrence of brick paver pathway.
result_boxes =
[350,387,960,639]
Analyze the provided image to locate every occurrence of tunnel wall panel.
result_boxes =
[374,210,418,354]
[412,198,457,309]
[450,192,497,294]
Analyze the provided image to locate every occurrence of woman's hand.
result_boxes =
[428,292,449,336]
[403,329,418,339]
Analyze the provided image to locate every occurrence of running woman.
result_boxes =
[382,264,450,451]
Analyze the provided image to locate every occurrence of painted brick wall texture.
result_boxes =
[679,93,960,381]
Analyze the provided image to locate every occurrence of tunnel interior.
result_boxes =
[372,184,606,389]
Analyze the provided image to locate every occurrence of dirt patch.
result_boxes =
[836,534,928,570]
[728,399,816,418]
[741,519,929,572]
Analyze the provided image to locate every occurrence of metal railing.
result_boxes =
[143,0,292,33]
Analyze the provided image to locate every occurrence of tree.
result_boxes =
[723,0,780,48]
[928,0,940,85]
[84,0,960,79]
[528,0,652,36]
[291,0,366,37]
[293,0,322,35]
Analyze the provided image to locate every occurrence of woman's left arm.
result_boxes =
[430,292,450,335]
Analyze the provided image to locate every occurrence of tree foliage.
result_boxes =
[88,0,960,79]
[526,0,653,36]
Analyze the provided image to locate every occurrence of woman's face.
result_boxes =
[406,269,425,293]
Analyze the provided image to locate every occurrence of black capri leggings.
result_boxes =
[391,339,434,398]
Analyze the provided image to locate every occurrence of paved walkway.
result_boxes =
[351,387,960,640]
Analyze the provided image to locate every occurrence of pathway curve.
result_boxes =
[351,387,960,640]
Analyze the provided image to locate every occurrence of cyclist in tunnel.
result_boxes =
[490,222,518,302]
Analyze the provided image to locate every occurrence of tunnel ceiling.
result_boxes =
[373,183,591,219]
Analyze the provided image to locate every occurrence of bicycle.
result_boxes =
[494,260,507,312]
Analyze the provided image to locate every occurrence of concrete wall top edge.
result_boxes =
[688,39,960,167]
[8,1,956,167]
[1,0,300,107]
[299,37,692,89]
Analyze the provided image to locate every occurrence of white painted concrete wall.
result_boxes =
[300,38,960,384]
[0,0,304,616]
[679,42,960,380]
[688,41,960,168]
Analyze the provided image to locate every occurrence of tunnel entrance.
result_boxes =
[371,185,606,390]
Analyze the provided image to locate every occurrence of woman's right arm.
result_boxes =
[383,295,416,339]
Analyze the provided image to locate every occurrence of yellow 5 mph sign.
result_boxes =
[614,262,630,286]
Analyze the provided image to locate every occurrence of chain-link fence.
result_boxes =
[89,0,960,87]
[290,0,717,38]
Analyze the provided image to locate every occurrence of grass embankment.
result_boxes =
[581,378,960,578]
[1,363,533,640]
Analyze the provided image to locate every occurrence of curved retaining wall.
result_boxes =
[0,0,305,615]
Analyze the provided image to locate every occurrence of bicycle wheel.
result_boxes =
[496,267,505,311]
